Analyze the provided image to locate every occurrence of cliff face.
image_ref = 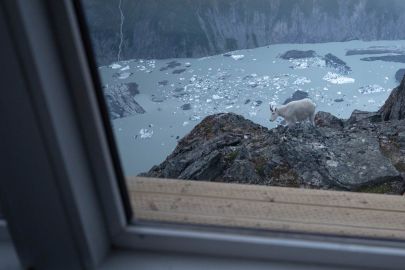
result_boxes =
[141,79,405,194]
[82,0,405,65]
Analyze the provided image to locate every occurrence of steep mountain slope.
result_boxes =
[81,0,405,65]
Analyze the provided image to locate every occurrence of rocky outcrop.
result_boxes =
[82,0,405,65]
[141,78,405,194]
[142,112,405,194]
[379,75,405,121]
[103,82,145,119]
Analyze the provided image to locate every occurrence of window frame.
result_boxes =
[1,0,405,269]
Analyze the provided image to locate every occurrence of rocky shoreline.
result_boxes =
[141,76,405,195]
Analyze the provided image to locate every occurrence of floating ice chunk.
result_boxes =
[189,115,201,121]
[231,55,245,60]
[212,94,222,100]
[120,65,130,71]
[293,77,311,85]
[139,128,153,139]
[182,121,189,126]
[323,72,355,84]
[110,63,122,69]
[358,84,386,94]
[118,72,132,79]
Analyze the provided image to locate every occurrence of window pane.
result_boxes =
[79,0,405,238]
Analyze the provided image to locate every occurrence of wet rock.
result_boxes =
[141,113,405,194]
[283,90,309,105]
[334,98,344,103]
[103,83,145,119]
[280,50,316,59]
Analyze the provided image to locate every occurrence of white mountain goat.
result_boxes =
[270,98,316,126]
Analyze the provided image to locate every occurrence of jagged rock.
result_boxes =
[280,50,316,60]
[346,110,382,126]
[141,113,405,194]
[315,111,344,129]
[103,83,145,119]
[283,90,309,105]
[395,69,405,82]
[379,75,405,121]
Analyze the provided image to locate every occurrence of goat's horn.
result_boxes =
[270,105,274,112]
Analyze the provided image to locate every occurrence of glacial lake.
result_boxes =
[98,40,405,176]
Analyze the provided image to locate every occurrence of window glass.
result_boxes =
[79,0,405,238]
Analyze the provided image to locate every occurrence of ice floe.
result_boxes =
[358,84,386,94]
[231,55,245,60]
[110,63,122,69]
[139,128,153,139]
[323,72,355,84]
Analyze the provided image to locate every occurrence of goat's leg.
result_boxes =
[310,113,315,126]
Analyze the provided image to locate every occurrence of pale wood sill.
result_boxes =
[127,177,405,240]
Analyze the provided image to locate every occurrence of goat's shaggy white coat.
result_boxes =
[270,98,316,126]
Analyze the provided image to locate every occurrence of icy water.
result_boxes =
[98,40,405,176]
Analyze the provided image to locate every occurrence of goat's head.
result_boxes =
[270,105,279,121]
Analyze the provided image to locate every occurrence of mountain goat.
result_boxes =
[270,98,316,126]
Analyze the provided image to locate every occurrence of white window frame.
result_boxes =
[1,0,405,269]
